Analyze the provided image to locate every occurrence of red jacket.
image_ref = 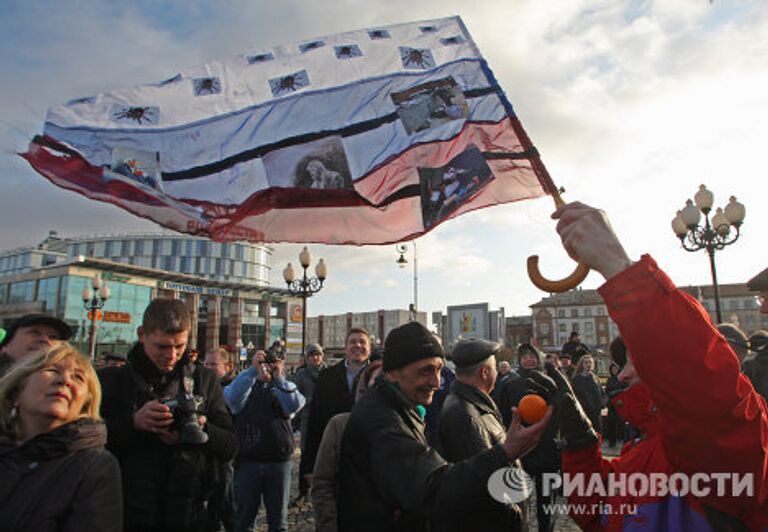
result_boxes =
[562,255,768,531]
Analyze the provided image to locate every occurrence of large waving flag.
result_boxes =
[22,16,556,245]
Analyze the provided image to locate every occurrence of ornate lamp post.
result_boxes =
[671,184,746,323]
[395,241,418,320]
[282,247,327,358]
[81,274,110,361]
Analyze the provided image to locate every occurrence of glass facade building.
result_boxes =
[0,233,304,367]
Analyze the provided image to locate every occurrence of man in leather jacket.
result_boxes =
[438,339,525,531]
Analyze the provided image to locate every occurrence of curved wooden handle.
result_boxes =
[527,256,590,293]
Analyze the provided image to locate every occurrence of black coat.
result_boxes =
[0,419,122,532]
[742,353,768,402]
[304,360,359,472]
[571,372,604,432]
[437,380,524,531]
[338,378,512,532]
[98,342,236,532]
[499,369,560,472]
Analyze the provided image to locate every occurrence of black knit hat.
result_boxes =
[609,336,627,369]
[383,321,444,372]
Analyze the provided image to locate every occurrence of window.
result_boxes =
[104,240,113,256]
[598,322,606,331]
[572,323,579,332]
[585,307,592,317]
[38,277,60,314]
[134,240,144,256]
[558,323,567,332]
[585,322,593,332]
[8,280,36,303]
[571,309,579,318]
[171,240,181,255]
[540,323,549,334]
[557,309,565,318]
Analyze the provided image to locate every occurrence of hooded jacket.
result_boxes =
[561,256,768,531]
[0,419,122,532]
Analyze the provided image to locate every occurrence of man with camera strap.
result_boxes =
[224,348,306,532]
[99,298,236,532]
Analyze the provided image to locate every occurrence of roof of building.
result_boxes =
[748,268,768,292]
[529,288,605,308]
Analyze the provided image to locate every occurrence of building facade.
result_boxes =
[306,309,427,356]
[0,233,308,366]
[505,315,533,347]
[529,283,765,376]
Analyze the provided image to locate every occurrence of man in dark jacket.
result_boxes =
[499,343,560,532]
[438,339,525,531]
[338,321,551,531]
[99,298,237,532]
[303,328,370,482]
[561,331,589,362]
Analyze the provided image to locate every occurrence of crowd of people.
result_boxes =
[0,201,767,531]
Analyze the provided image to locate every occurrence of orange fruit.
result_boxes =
[518,394,548,424]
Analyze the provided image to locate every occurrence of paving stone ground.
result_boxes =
[252,439,624,530]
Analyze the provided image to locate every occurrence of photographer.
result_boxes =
[224,349,305,532]
[98,299,236,532]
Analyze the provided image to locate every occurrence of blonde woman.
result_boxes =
[0,343,122,531]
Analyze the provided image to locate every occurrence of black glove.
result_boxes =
[532,363,598,450]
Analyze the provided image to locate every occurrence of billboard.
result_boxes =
[447,303,489,345]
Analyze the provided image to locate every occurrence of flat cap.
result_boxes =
[451,339,501,368]
[0,314,72,348]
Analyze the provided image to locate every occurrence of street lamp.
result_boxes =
[395,241,418,320]
[81,273,110,361]
[283,247,327,358]
[671,184,746,323]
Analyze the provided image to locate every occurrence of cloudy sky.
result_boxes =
[1,0,765,322]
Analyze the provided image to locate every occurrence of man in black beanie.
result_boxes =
[337,321,551,531]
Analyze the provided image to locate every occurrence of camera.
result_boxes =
[162,393,208,445]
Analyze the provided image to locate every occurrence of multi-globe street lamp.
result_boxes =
[671,184,746,323]
[81,274,110,361]
[282,247,327,358]
[395,241,418,320]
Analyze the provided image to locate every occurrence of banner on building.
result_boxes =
[21,16,555,245]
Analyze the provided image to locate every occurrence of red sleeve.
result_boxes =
[561,438,615,531]
[598,255,768,522]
